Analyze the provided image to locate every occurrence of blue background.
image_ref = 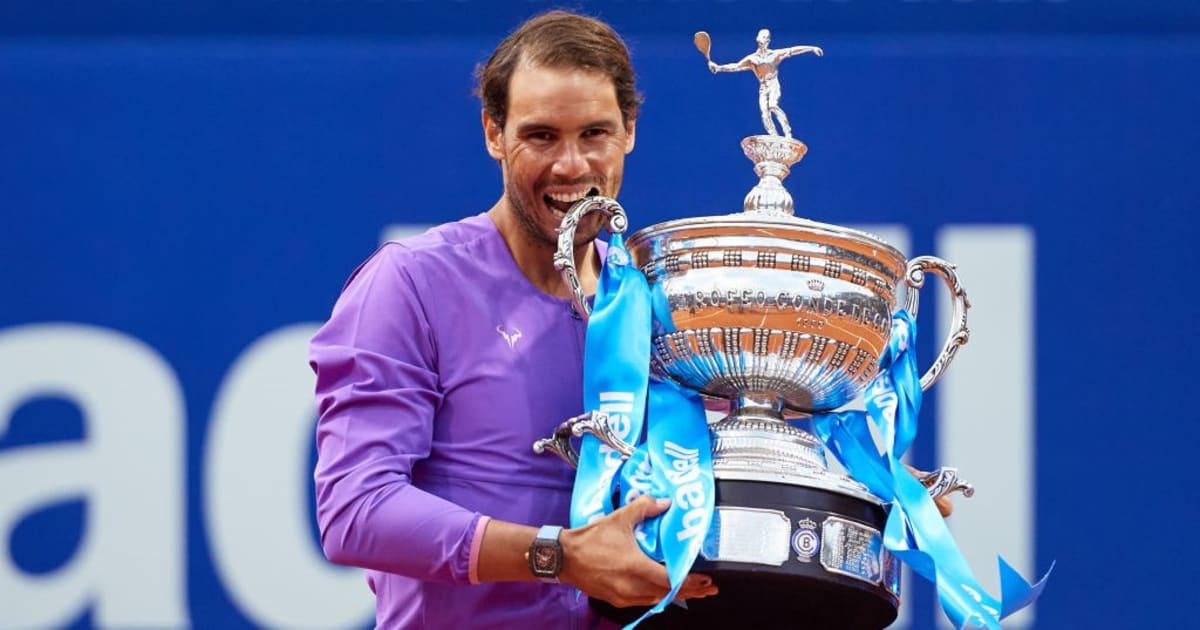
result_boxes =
[2,1,1197,628]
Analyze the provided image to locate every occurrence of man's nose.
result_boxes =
[551,141,589,179]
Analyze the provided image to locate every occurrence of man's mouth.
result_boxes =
[544,187,600,218]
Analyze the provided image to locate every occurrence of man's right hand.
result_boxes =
[559,495,719,608]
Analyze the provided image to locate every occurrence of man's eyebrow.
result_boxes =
[514,122,557,136]
[582,119,620,131]
[513,120,620,135]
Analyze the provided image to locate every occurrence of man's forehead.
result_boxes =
[506,63,621,115]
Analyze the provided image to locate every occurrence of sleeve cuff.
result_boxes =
[467,515,492,585]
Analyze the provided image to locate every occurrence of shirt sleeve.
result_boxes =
[309,243,481,585]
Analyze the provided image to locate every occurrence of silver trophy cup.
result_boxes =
[535,31,974,630]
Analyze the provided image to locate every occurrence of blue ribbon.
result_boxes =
[810,311,1052,629]
[572,235,652,529]
[573,234,713,628]
[628,377,713,625]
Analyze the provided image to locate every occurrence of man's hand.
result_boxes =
[559,495,719,608]
[933,493,954,518]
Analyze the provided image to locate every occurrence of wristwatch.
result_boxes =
[528,525,564,583]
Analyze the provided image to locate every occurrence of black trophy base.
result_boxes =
[590,478,898,630]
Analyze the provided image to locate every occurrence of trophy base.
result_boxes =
[591,478,898,630]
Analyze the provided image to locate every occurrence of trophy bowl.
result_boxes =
[630,212,909,412]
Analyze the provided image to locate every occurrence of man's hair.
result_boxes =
[475,10,643,129]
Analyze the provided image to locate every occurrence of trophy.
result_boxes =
[535,30,975,630]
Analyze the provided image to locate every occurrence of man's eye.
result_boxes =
[528,132,554,143]
[584,128,609,138]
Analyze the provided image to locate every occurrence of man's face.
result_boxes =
[757,29,770,48]
[484,63,636,248]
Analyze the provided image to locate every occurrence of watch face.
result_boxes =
[533,544,560,573]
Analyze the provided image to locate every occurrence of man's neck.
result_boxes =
[487,202,600,299]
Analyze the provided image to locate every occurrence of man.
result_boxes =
[309,10,717,629]
[708,29,823,139]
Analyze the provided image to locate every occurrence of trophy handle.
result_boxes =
[532,411,636,469]
[567,411,636,457]
[532,414,583,469]
[916,466,976,500]
[553,196,629,322]
[902,256,972,391]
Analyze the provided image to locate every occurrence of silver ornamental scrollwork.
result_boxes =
[553,196,628,322]
[531,413,582,469]
[902,255,972,391]
[917,466,976,500]
[531,410,636,468]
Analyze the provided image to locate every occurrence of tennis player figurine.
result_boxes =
[697,29,823,139]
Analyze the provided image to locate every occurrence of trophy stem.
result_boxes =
[710,392,830,474]
[726,393,787,423]
[708,392,882,503]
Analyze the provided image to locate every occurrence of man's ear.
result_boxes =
[483,111,505,160]
[624,118,637,154]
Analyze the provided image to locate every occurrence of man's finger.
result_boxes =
[681,573,713,589]
[676,574,719,600]
[677,586,719,600]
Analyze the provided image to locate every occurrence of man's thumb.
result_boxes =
[625,495,671,524]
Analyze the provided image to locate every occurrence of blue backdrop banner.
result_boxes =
[0,2,1197,629]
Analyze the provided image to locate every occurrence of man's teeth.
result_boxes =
[547,191,590,204]
[545,188,601,217]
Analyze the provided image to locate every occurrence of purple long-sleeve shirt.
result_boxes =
[310,213,613,629]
